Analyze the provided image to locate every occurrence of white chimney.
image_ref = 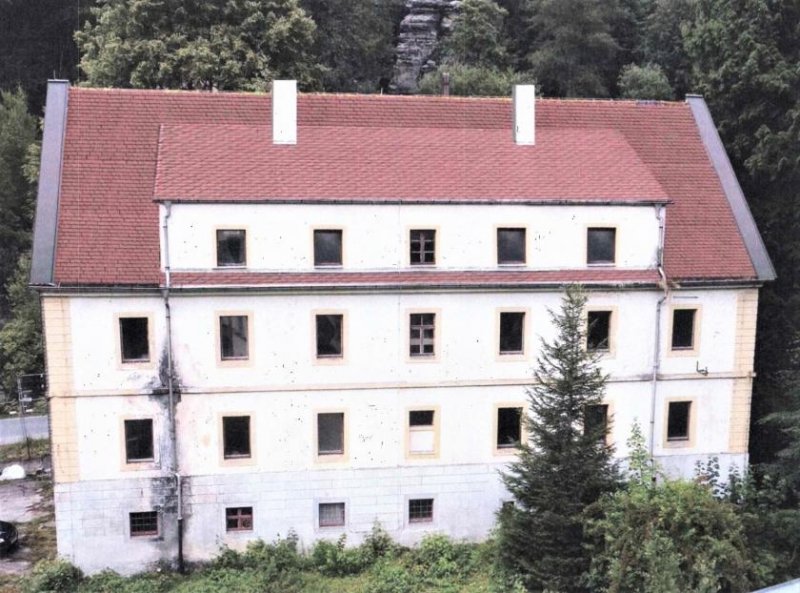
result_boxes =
[513,84,536,146]
[272,80,297,145]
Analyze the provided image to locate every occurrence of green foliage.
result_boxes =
[639,0,694,97]
[419,64,528,97]
[441,0,510,68]
[409,534,478,582]
[497,285,619,592]
[24,559,84,593]
[310,535,371,576]
[618,63,674,99]
[80,569,178,593]
[363,561,417,593]
[212,532,305,574]
[76,0,323,91]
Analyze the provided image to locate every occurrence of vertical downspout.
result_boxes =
[161,201,183,572]
[649,204,669,465]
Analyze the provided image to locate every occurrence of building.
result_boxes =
[30,80,774,574]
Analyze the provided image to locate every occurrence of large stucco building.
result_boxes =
[31,80,773,574]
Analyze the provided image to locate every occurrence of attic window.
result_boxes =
[217,230,246,267]
[120,317,149,363]
[314,230,343,266]
[410,229,436,265]
[497,228,526,264]
[587,228,616,265]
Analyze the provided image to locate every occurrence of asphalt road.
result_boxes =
[0,415,49,446]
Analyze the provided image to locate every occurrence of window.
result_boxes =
[120,317,149,362]
[220,315,249,360]
[667,401,691,441]
[584,404,609,444]
[587,311,612,352]
[499,312,525,355]
[226,507,253,532]
[124,419,154,463]
[409,313,435,357]
[130,511,158,537]
[216,229,246,267]
[587,228,616,265]
[316,314,343,358]
[671,309,697,350]
[497,407,523,449]
[314,230,343,266]
[317,412,345,456]
[319,502,345,527]
[408,498,434,523]
[410,229,436,265]
[408,409,436,456]
[222,416,251,459]
[497,228,526,264]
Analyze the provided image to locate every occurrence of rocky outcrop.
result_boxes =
[390,0,461,94]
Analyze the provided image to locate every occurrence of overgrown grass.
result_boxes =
[0,438,50,463]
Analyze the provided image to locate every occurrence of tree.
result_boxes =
[639,0,695,98]
[418,64,527,97]
[618,63,674,99]
[75,0,323,91]
[441,0,510,68]
[496,285,619,592]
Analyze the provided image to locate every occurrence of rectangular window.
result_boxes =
[317,412,345,456]
[410,229,436,265]
[409,313,436,357]
[584,404,609,444]
[671,309,697,350]
[499,312,525,355]
[667,401,691,441]
[124,419,154,463]
[216,229,246,267]
[226,507,253,532]
[587,228,616,265]
[497,407,523,449]
[497,228,526,264]
[130,511,159,537]
[408,498,434,523]
[120,317,149,363]
[587,311,612,351]
[316,314,343,358]
[408,409,436,455]
[314,230,343,266]
[220,315,249,360]
[319,502,345,527]
[222,416,251,459]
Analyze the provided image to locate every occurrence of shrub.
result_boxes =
[361,522,398,561]
[409,534,477,581]
[364,561,418,593]
[212,532,305,575]
[310,535,370,576]
[24,559,83,593]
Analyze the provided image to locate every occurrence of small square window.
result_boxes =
[584,404,609,444]
[316,314,343,358]
[408,410,436,456]
[314,230,343,266]
[130,511,159,537]
[667,401,691,441]
[499,312,525,355]
[587,228,616,265]
[317,412,345,456]
[410,229,436,265]
[226,507,253,532]
[223,416,251,459]
[497,228,526,264]
[124,419,154,463]
[409,313,435,357]
[497,407,523,449]
[319,502,345,527]
[220,315,249,360]
[408,498,434,523]
[587,311,612,352]
[671,309,697,350]
[120,317,149,363]
[216,229,246,267]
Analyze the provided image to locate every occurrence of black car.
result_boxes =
[0,521,18,555]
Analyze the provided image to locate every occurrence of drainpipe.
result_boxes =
[161,201,184,572]
[648,205,669,468]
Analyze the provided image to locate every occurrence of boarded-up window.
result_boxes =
[316,315,343,357]
[130,511,158,537]
[314,230,343,266]
[120,317,149,362]
[216,230,246,267]
[220,315,248,360]
[408,498,434,522]
[497,407,522,449]
[223,416,251,458]
[408,410,436,455]
[409,313,435,357]
[499,312,525,354]
[317,412,344,455]
[124,419,154,463]
[671,309,697,350]
[226,507,253,531]
[667,401,691,441]
[497,228,526,264]
[319,502,345,527]
[587,228,616,264]
[587,311,611,351]
[410,229,436,265]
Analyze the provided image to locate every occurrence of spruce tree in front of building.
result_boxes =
[496,284,620,593]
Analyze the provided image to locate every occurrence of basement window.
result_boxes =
[317,412,345,456]
[587,311,612,352]
[226,507,253,532]
[409,313,436,357]
[120,317,149,363]
[124,419,154,463]
[216,229,246,267]
[671,309,697,350]
[319,502,346,527]
[314,230,343,266]
[667,401,691,442]
[583,404,609,445]
[219,315,249,361]
[316,314,343,358]
[497,407,523,449]
[408,409,436,456]
[410,229,436,265]
[587,228,616,265]
[497,228,526,265]
[222,415,251,459]
[408,498,434,523]
[130,511,159,537]
[499,312,525,355]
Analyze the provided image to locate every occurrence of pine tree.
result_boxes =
[497,285,619,593]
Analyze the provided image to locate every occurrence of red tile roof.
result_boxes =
[53,88,756,285]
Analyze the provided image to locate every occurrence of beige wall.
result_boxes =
[729,289,759,453]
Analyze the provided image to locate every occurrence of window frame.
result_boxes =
[405,406,440,459]
[123,418,155,464]
[408,228,437,266]
[586,306,617,357]
[317,501,347,529]
[120,416,159,471]
[313,228,344,268]
[129,510,159,538]
[315,410,348,463]
[668,304,702,357]
[583,402,613,447]
[493,403,526,455]
[116,313,155,370]
[497,309,528,360]
[216,312,253,367]
[495,226,527,266]
[586,226,617,266]
[664,398,696,448]
[407,309,440,362]
[215,227,248,268]
[407,497,435,525]
[313,310,346,363]
[219,412,256,466]
[225,506,254,532]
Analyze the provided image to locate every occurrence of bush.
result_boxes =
[24,559,83,593]
[364,561,418,593]
[409,534,478,582]
[212,532,305,576]
[310,535,370,576]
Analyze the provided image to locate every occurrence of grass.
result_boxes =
[0,439,50,464]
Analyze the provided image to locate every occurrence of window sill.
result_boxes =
[587,262,616,267]
[497,262,526,267]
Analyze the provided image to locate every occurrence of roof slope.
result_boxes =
[44,87,760,285]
